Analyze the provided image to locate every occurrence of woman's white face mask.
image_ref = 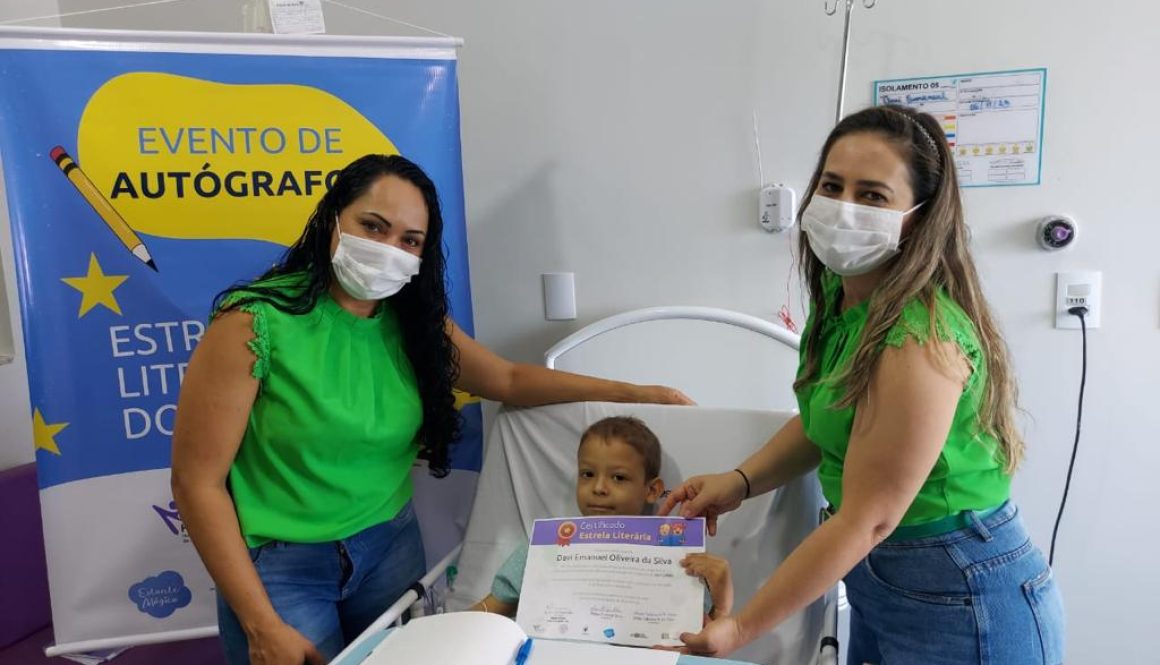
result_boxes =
[801,196,923,276]
[331,228,421,301]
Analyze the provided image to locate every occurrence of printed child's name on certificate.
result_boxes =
[515,516,706,648]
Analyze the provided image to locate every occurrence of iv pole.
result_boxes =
[826,0,877,124]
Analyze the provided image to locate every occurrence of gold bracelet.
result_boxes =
[480,598,490,613]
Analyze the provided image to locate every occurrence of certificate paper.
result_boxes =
[515,516,706,647]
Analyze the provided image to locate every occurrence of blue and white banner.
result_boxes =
[0,27,479,654]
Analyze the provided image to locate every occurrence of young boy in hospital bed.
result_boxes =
[469,416,734,622]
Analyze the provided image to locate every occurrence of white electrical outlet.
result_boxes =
[1055,271,1101,329]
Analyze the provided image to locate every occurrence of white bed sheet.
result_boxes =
[448,402,826,665]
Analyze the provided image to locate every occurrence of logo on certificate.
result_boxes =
[556,521,577,546]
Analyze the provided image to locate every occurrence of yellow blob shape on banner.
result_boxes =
[77,73,398,247]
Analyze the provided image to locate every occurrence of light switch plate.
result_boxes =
[542,272,576,321]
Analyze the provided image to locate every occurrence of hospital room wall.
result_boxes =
[0,1,1155,661]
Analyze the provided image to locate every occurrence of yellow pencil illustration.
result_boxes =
[50,146,157,271]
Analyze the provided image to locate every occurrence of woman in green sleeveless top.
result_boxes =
[661,107,1064,663]
[171,155,692,665]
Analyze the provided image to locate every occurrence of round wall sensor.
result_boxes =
[1036,215,1077,251]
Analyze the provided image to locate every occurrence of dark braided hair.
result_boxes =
[214,154,461,477]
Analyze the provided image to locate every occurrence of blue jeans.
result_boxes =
[217,503,426,665]
[844,501,1065,665]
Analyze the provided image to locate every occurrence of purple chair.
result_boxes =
[0,464,225,664]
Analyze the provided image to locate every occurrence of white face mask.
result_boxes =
[801,196,923,276]
[331,230,422,301]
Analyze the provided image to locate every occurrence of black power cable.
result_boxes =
[1049,305,1087,566]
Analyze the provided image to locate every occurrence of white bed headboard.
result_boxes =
[544,306,802,411]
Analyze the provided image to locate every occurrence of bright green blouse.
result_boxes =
[795,272,1010,526]
[221,275,423,547]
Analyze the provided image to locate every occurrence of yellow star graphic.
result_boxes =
[453,389,481,410]
[61,254,129,317]
[32,408,69,456]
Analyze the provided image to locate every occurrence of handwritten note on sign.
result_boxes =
[268,0,326,34]
[874,68,1047,188]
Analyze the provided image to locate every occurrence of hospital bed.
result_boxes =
[335,307,842,665]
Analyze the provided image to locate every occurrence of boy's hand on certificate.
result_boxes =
[681,553,733,619]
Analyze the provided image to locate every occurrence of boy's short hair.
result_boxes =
[580,416,662,480]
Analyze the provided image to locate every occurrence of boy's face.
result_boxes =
[576,435,664,516]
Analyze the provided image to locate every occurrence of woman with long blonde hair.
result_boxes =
[662,105,1065,664]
